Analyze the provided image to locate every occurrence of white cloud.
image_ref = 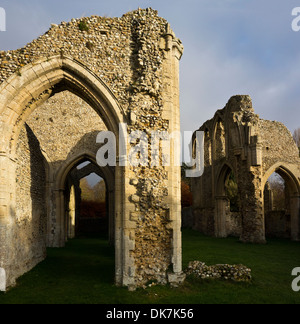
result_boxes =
[179,0,300,134]
[1,0,300,133]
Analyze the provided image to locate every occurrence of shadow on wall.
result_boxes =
[27,124,47,263]
[13,124,47,284]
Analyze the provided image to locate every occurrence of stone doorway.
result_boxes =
[0,8,184,290]
[64,159,115,243]
[263,166,300,241]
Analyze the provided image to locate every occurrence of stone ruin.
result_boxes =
[190,95,300,243]
[0,8,184,290]
[186,261,252,283]
[0,7,298,293]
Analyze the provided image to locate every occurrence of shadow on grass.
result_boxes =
[0,230,299,304]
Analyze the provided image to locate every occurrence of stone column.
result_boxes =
[108,188,115,246]
[68,185,76,239]
[239,166,266,244]
[291,195,300,241]
[0,153,17,290]
[215,196,228,238]
[161,27,185,286]
[264,183,274,212]
[54,188,66,247]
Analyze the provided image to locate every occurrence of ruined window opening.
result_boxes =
[79,172,107,237]
[264,172,291,239]
[214,119,226,161]
[65,160,108,239]
[225,171,240,213]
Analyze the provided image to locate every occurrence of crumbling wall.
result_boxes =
[192,95,300,243]
[259,119,300,174]
[13,124,47,285]
[0,8,184,289]
[27,91,107,164]
[26,91,107,244]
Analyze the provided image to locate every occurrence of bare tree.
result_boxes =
[293,128,300,147]
[268,173,285,211]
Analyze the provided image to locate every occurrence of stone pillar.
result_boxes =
[215,196,228,238]
[0,268,6,291]
[0,153,17,290]
[291,195,300,241]
[108,188,115,246]
[249,136,262,166]
[264,182,274,212]
[114,164,122,286]
[68,185,76,239]
[239,166,266,244]
[161,28,185,286]
[54,188,66,247]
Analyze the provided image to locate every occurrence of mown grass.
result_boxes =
[0,230,299,304]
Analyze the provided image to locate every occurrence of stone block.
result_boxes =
[0,268,6,291]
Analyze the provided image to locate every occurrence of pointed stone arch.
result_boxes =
[214,162,237,238]
[263,163,300,241]
[192,95,300,244]
[0,55,126,156]
[212,117,226,162]
[0,56,129,288]
[55,150,115,246]
[0,10,185,291]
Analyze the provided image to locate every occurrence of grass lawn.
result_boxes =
[0,229,299,304]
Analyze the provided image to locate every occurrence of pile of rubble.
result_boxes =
[186,261,252,282]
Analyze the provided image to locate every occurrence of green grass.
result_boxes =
[0,230,299,304]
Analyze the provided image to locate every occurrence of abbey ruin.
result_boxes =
[0,8,184,290]
[0,8,299,293]
[191,95,300,243]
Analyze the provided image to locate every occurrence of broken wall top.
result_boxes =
[195,95,300,172]
[0,8,183,113]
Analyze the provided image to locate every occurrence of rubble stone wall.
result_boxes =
[0,8,184,290]
[192,95,300,243]
[13,125,47,286]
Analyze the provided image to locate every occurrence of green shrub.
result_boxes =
[78,20,89,32]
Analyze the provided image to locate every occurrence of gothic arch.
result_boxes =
[56,151,115,246]
[214,163,236,237]
[0,10,185,291]
[0,55,126,157]
[263,163,300,195]
[212,117,226,161]
[215,162,236,197]
[0,56,128,287]
[54,151,114,238]
[55,150,114,192]
[263,163,300,241]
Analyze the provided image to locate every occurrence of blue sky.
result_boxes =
[1,0,300,142]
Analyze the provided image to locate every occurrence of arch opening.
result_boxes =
[65,158,111,240]
[215,164,241,238]
[1,57,125,288]
[263,166,300,241]
[213,118,226,162]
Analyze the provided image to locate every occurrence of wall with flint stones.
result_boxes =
[191,95,300,243]
[0,8,184,290]
[15,125,47,281]
[186,261,252,282]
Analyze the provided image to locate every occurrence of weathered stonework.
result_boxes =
[14,125,47,285]
[0,8,184,290]
[186,261,252,282]
[25,91,108,246]
[191,95,300,243]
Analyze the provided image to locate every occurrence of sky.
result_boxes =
[1,0,300,150]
